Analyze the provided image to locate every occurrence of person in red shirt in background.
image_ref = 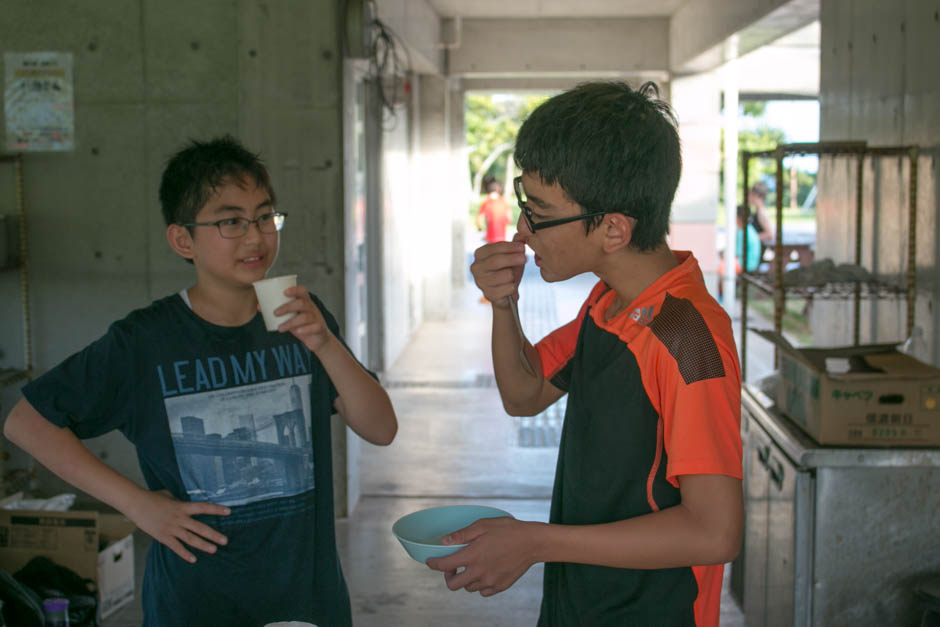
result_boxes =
[477,178,513,244]
[476,177,514,303]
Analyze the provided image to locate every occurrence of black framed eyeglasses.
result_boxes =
[513,176,610,232]
[181,211,288,239]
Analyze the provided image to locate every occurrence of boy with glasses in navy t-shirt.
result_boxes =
[4,136,397,626]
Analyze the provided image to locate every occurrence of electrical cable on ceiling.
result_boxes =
[366,5,412,130]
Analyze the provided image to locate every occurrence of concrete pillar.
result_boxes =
[670,71,722,295]
[417,74,453,320]
[448,79,468,288]
[720,38,740,313]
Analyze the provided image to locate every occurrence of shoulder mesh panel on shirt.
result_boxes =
[648,293,725,384]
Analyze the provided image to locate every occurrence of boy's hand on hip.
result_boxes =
[275,285,333,352]
[425,516,537,597]
[128,489,230,564]
[470,239,527,309]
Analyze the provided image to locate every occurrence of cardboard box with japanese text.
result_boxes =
[755,330,940,446]
[0,496,136,619]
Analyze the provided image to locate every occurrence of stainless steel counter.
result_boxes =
[733,383,940,627]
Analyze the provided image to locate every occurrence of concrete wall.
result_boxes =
[0,0,350,500]
[814,0,939,365]
[372,0,457,347]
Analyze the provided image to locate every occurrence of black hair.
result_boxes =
[485,179,502,194]
[159,135,276,227]
[513,81,681,251]
[480,173,495,195]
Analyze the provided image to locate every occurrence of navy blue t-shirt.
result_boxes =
[22,293,354,627]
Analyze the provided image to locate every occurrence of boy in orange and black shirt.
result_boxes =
[427,82,743,627]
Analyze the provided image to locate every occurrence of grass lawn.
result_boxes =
[746,293,814,346]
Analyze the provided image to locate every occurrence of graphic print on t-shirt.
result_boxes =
[164,375,314,507]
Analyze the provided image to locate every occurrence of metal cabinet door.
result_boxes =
[729,411,751,604]
[743,408,799,627]
[765,439,797,627]
[743,410,771,627]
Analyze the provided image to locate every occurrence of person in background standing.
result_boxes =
[718,204,763,301]
[476,177,514,303]
[747,181,774,245]
[477,178,513,245]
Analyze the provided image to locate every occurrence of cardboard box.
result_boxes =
[0,496,136,619]
[755,330,940,447]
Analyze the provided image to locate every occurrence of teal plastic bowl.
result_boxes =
[392,505,511,564]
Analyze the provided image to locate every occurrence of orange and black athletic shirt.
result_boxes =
[534,251,743,627]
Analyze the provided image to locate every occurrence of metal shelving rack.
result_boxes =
[738,141,919,379]
[0,153,32,388]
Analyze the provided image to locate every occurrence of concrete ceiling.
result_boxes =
[738,20,819,97]
[382,0,820,96]
[426,0,686,18]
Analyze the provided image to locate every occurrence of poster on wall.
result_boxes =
[4,52,74,152]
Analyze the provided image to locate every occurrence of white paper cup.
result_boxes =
[253,274,297,331]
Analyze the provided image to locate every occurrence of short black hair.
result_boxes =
[481,173,496,195]
[514,81,681,251]
[159,135,276,227]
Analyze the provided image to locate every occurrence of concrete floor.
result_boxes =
[103,255,751,626]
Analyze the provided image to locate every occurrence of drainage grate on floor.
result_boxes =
[382,374,496,390]
[386,376,564,448]
[515,397,566,448]
[384,374,497,389]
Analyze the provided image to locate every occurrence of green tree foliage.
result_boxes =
[465,93,548,193]
[789,168,816,208]
[741,101,767,117]
[720,102,816,215]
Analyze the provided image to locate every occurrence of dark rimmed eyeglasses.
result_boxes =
[513,176,610,232]
[181,211,288,239]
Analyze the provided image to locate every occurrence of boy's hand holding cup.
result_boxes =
[253,274,298,331]
[253,275,333,353]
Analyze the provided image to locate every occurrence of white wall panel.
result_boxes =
[816,0,939,365]
[450,18,669,76]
